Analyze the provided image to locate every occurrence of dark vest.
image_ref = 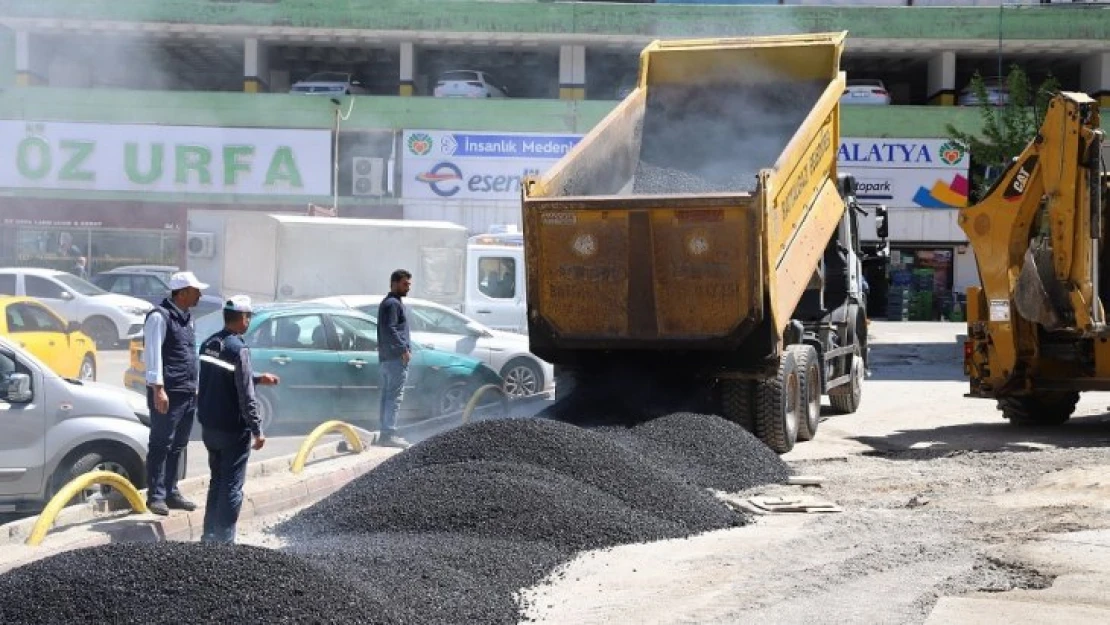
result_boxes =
[197,329,248,433]
[148,299,197,393]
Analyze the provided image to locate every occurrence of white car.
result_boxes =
[312,295,553,399]
[958,77,1009,107]
[290,72,371,96]
[433,70,508,98]
[0,268,153,349]
[840,79,892,105]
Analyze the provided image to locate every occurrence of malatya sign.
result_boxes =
[0,121,331,196]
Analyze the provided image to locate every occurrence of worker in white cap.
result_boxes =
[196,295,279,543]
[141,270,209,516]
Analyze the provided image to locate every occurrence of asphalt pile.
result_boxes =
[632,162,757,195]
[273,414,787,624]
[0,542,396,624]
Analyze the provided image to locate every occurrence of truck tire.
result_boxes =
[999,392,1079,426]
[792,344,821,441]
[829,354,863,414]
[755,349,800,454]
[554,366,578,403]
[720,379,756,432]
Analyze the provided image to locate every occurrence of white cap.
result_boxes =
[224,295,253,313]
[168,271,209,291]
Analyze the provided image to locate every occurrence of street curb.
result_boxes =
[0,438,392,550]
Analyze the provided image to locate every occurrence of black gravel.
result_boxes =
[605,412,793,492]
[286,532,567,625]
[633,162,757,194]
[0,542,395,624]
[342,418,745,530]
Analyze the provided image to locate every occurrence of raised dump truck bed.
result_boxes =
[522,33,889,453]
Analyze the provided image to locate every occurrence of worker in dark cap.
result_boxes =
[196,295,279,544]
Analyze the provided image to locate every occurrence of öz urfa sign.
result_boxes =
[0,121,332,196]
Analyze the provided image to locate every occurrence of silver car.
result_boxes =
[289,72,371,95]
[0,335,153,514]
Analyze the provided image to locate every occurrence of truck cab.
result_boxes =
[465,233,527,334]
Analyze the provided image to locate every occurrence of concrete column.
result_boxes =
[15,31,49,86]
[243,38,270,93]
[399,42,416,96]
[927,51,956,106]
[1081,52,1110,109]
[559,45,586,100]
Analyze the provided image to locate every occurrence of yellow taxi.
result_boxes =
[0,296,98,381]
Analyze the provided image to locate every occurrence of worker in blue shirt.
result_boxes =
[196,295,279,544]
[375,269,413,449]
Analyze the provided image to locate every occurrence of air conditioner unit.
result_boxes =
[186,231,216,258]
[351,156,385,196]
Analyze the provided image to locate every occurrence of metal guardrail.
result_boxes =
[26,471,147,547]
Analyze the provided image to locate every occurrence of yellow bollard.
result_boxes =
[26,471,147,547]
[460,384,509,425]
[290,420,366,474]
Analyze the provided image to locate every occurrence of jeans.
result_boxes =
[145,389,195,503]
[378,359,408,438]
[201,428,252,544]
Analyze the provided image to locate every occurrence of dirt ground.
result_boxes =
[518,322,1110,625]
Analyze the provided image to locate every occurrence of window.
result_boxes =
[410,306,471,336]
[107,276,132,295]
[251,314,329,350]
[7,303,65,333]
[478,257,516,299]
[330,314,378,351]
[25,276,69,300]
[0,275,15,296]
[0,350,33,400]
[137,276,168,298]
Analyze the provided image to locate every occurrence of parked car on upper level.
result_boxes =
[0,334,151,514]
[124,303,504,433]
[290,72,371,95]
[0,268,152,349]
[840,79,892,105]
[0,296,97,382]
[91,269,223,318]
[312,295,554,399]
[433,70,508,98]
[958,76,1010,106]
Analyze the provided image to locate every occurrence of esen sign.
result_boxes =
[0,121,332,196]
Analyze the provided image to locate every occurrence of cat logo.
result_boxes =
[1003,156,1038,202]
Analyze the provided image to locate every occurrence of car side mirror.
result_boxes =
[875,205,890,240]
[60,291,74,300]
[3,373,32,403]
[66,321,80,334]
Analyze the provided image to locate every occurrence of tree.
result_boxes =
[945,63,1060,202]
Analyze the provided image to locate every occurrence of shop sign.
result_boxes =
[839,137,971,209]
[402,129,582,201]
[0,121,332,196]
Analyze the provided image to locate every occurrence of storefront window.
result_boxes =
[4,226,178,274]
[887,248,957,321]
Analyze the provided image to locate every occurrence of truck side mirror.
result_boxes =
[3,373,32,403]
[875,205,890,240]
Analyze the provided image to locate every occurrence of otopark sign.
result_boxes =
[0,121,332,196]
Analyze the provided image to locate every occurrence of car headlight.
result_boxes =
[121,306,149,316]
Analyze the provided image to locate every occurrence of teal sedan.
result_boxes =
[125,303,504,432]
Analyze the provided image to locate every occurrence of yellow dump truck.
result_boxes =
[961,92,1106,424]
[521,32,889,453]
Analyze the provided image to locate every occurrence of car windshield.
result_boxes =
[441,71,480,83]
[305,72,349,83]
[194,310,225,342]
[53,273,107,296]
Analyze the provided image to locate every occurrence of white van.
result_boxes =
[465,238,526,334]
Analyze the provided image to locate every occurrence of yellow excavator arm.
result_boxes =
[960,92,1105,401]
